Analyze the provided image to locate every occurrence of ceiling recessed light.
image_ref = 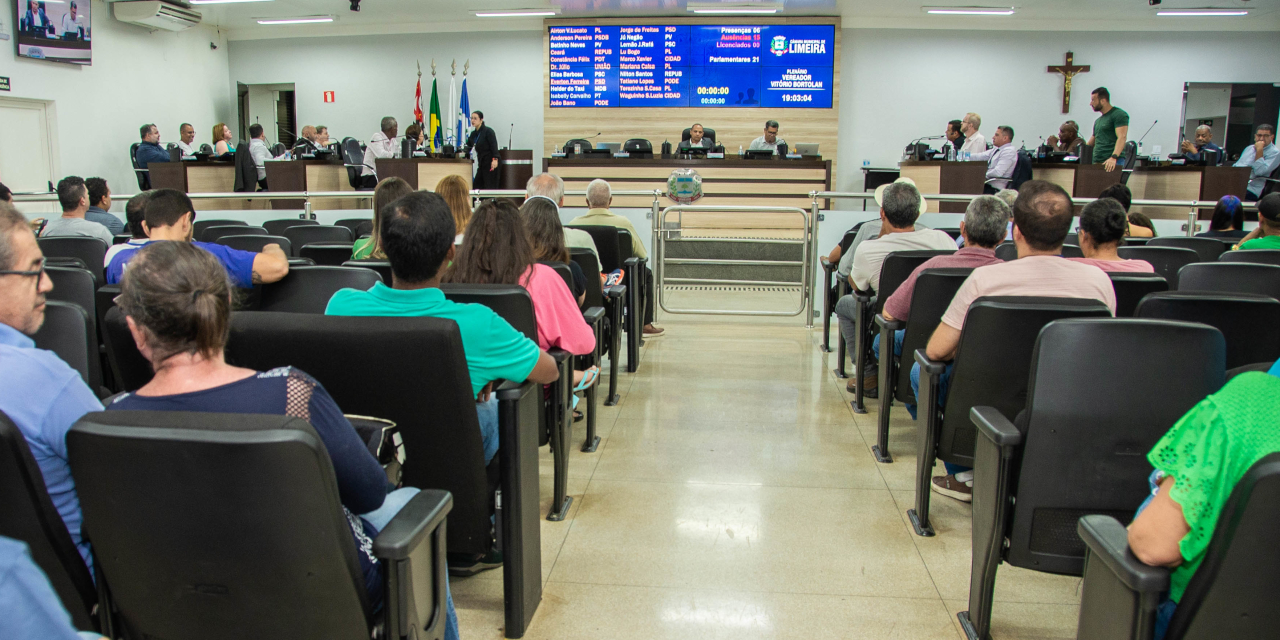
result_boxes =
[923,6,1016,15]
[474,9,560,17]
[687,2,781,13]
[1156,9,1248,16]
[256,15,334,24]
[190,0,273,4]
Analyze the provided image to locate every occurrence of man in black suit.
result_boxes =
[465,111,500,189]
[21,0,56,35]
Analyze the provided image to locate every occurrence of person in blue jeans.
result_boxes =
[107,241,460,640]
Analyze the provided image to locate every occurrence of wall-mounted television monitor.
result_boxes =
[14,0,92,65]
[549,24,834,108]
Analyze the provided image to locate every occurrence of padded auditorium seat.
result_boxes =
[1148,236,1228,262]
[570,248,625,413]
[32,301,103,396]
[283,225,354,257]
[192,219,247,239]
[1176,262,1280,299]
[1136,291,1280,369]
[0,411,101,633]
[1219,248,1280,266]
[201,224,268,243]
[342,259,392,283]
[214,234,293,256]
[257,266,382,314]
[566,225,645,372]
[959,318,1225,640]
[1117,246,1199,288]
[67,410,453,640]
[299,242,357,266]
[264,218,319,237]
[1076,453,1280,640]
[1108,272,1169,317]
[38,237,106,287]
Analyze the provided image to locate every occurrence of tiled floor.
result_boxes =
[451,311,1082,639]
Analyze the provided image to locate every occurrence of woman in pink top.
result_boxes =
[1071,197,1156,273]
[446,200,598,388]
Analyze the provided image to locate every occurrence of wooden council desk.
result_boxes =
[148,160,264,212]
[544,157,830,239]
[264,159,364,211]
[897,161,987,213]
[1032,163,1250,219]
[375,158,474,191]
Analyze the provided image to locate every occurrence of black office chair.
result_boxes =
[960,318,1225,640]
[334,218,373,238]
[32,300,103,396]
[909,297,1113,536]
[342,259,392,283]
[1220,248,1280,266]
[564,138,593,154]
[201,224,269,243]
[129,142,149,190]
[1008,149,1033,190]
[680,127,717,144]
[341,137,369,190]
[1136,291,1280,370]
[566,225,644,373]
[1109,272,1169,317]
[847,250,954,414]
[38,237,107,288]
[570,248,625,415]
[214,234,293,256]
[284,225,355,257]
[222,312,545,637]
[1118,140,1139,185]
[1177,262,1280,299]
[258,266,381,314]
[263,218,319,237]
[269,142,286,157]
[1076,452,1280,640]
[622,138,653,158]
[872,268,973,462]
[197,143,213,155]
[300,242,358,266]
[441,284,575,522]
[0,412,103,634]
[68,410,452,640]
[193,219,248,239]
[1148,236,1228,262]
[1117,246,1200,288]
[232,140,258,193]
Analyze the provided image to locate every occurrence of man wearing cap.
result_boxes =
[835,177,938,279]
[1232,193,1280,250]
[833,179,956,393]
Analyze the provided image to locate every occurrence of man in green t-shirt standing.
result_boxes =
[1088,87,1130,171]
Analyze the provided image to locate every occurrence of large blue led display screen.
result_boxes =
[549,24,835,108]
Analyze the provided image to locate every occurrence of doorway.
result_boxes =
[241,83,297,147]
[0,97,58,196]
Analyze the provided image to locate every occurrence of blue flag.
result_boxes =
[456,78,472,146]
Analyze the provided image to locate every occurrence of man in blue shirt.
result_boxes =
[1181,124,1223,166]
[83,177,124,235]
[0,537,105,640]
[106,189,289,287]
[0,202,103,573]
[1234,124,1280,200]
[134,123,170,170]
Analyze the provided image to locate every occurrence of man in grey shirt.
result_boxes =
[39,176,114,247]
[84,177,124,235]
[747,120,787,155]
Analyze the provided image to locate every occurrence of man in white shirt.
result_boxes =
[835,177,933,279]
[970,125,1018,193]
[748,120,787,155]
[847,182,955,291]
[246,123,272,188]
[39,176,114,247]
[59,1,85,38]
[175,123,197,156]
[959,112,986,156]
[361,116,400,188]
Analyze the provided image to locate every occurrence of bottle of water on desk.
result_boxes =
[738,144,743,157]
[946,146,955,162]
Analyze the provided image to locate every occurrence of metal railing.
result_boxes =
[654,204,815,323]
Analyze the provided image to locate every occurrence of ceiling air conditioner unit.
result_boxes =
[113,1,202,31]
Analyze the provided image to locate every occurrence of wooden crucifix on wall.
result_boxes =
[1048,51,1090,114]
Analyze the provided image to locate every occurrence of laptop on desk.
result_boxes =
[794,143,819,157]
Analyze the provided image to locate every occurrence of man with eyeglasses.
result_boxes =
[0,201,102,576]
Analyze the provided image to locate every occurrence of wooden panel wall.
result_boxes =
[542,17,841,175]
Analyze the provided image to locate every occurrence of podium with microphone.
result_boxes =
[898,133,987,213]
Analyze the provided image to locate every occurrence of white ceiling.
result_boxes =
[187,0,1280,40]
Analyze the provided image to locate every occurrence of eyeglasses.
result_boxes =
[0,259,45,279]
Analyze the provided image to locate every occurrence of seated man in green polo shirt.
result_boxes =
[1232,192,1280,251]
[326,190,560,468]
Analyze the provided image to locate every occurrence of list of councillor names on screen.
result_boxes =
[548,25,834,108]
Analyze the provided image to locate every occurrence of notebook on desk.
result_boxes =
[794,143,819,156]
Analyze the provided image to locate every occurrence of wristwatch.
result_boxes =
[1110,154,1120,159]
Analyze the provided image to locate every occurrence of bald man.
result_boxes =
[1046,121,1084,156]
[1181,125,1223,165]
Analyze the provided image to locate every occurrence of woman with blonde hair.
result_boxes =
[434,174,472,244]
[351,177,413,260]
[212,123,234,155]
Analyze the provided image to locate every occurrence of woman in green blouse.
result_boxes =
[351,177,413,260]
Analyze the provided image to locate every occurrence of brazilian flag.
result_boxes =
[427,79,443,153]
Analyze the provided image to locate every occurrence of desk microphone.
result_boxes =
[1137,120,1158,145]
[508,123,514,150]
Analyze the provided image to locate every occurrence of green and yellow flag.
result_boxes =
[428,78,443,153]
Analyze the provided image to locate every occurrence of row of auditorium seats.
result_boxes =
[22,217,650,637]
[823,244,1280,639]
